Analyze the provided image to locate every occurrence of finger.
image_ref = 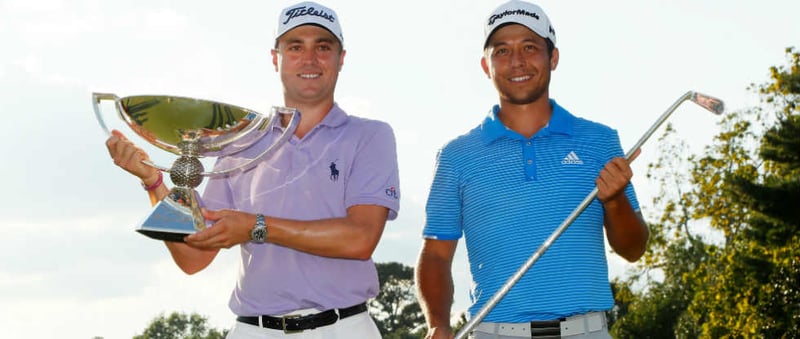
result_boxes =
[111,129,128,140]
[121,143,145,171]
[605,158,632,181]
[202,208,223,222]
[626,148,641,164]
[186,224,220,243]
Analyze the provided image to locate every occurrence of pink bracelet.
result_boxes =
[142,171,163,191]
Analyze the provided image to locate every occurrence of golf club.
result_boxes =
[455,91,725,339]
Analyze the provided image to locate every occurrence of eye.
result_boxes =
[493,47,509,56]
[524,44,539,53]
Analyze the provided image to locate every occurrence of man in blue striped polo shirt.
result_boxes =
[416,1,649,338]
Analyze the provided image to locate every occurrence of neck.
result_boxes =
[497,96,552,139]
[284,98,335,139]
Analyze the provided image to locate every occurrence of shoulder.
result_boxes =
[553,100,618,138]
[344,115,394,135]
[571,115,619,139]
[439,125,482,157]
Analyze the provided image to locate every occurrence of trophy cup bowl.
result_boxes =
[92,93,299,242]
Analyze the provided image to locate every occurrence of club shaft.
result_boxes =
[454,91,694,339]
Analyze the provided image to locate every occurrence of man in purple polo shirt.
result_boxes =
[105,2,400,338]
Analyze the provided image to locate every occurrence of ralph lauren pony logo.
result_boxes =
[283,5,336,25]
[329,161,340,182]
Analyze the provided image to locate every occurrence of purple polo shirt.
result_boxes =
[202,103,400,316]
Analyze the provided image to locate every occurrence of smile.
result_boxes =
[299,73,321,79]
[510,75,532,82]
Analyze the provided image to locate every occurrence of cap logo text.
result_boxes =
[283,6,336,25]
[488,9,539,26]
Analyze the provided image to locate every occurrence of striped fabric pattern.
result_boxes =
[423,100,640,322]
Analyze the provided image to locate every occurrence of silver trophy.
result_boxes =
[92,93,299,242]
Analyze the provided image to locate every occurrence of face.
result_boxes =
[481,24,559,106]
[271,25,345,106]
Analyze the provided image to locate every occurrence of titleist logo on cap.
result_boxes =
[283,5,336,25]
[488,9,539,25]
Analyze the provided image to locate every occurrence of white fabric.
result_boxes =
[275,1,344,45]
[226,311,380,339]
[474,312,610,338]
[484,0,556,46]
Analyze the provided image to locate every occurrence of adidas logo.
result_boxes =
[561,151,584,165]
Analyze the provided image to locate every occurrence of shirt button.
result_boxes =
[526,141,532,146]
[527,159,533,165]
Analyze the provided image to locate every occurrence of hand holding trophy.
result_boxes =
[92,93,299,242]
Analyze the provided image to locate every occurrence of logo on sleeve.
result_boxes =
[385,186,399,199]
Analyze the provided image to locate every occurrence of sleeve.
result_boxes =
[421,146,463,240]
[344,121,401,220]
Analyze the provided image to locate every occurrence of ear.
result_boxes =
[338,50,346,71]
[271,49,279,71]
[550,47,559,71]
[481,56,491,79]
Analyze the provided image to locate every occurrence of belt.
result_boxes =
[475,312,607,338]
[236,302,367,333]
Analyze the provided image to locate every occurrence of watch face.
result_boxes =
[252,227,267,242]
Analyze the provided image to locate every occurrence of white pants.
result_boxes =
[226,312,381,339]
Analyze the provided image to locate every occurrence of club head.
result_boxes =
[690,91,725,115]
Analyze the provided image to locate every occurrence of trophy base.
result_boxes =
[137,228,192,242]
[137,188,206,242]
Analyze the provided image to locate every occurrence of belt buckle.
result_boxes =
[281,314,303,334]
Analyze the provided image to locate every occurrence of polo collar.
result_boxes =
[271,102,348,131]
[480,99,575,145]
[316,102,348,128]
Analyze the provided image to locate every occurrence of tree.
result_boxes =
[611,47,800,337]
[134,312,227,339]
[370,262,425,339]
[700,47,800,337]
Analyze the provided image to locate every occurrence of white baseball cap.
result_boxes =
[275,2,344,46]
[484,0,556,48]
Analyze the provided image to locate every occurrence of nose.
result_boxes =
[510,48,526,68]
[300,48,317,65]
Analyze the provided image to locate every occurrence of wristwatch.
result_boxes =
[250,214,267,243]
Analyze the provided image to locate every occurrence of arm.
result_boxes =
[603,196,648,262]
[596,151,649,262]
[416,239,458,339]
[106,130,219,274]
[184,204,389,260]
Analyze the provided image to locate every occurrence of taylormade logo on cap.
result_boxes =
[275,1,344,45]
[484,0,556,48]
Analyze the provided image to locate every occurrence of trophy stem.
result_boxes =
[138,143,208,242]
[137,187,207,242]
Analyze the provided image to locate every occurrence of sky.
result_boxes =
[1,0,798,338]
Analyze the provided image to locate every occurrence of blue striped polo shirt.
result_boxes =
[423,99,640,322]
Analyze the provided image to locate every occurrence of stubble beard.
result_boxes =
[499,71,551,106]
[506,86,548,105]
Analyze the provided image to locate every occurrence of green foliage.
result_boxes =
[370,262,425,338]
[612,47,800,338]
[134,312,227,339]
